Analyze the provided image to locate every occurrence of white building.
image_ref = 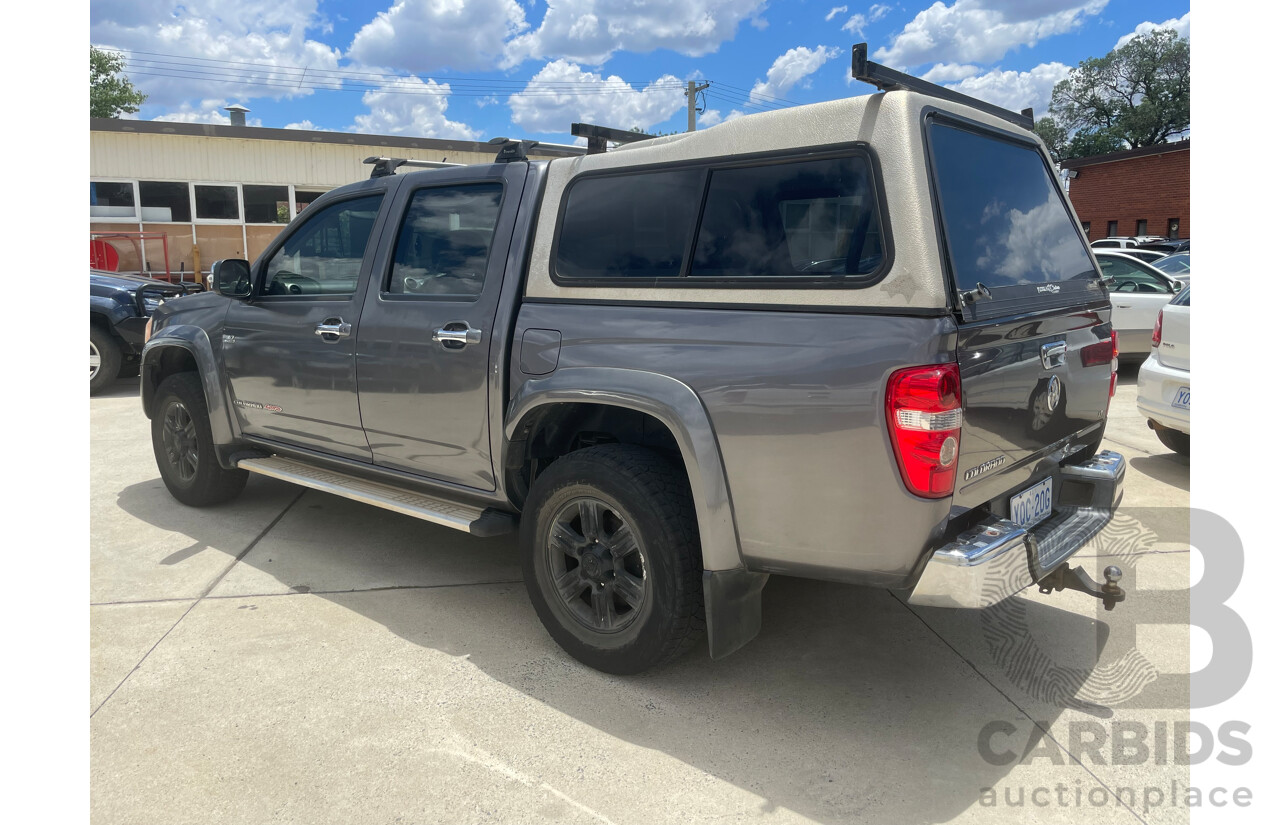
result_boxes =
[90,117,583,277]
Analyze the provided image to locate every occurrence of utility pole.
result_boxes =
[686,80,710,132]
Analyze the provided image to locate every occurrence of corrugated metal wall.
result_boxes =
[90,132,504,187]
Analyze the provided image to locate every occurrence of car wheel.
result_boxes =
[90,325,122,395]
[151,372,249,506]
[1155,426,1190,456]
[521,444,705,674]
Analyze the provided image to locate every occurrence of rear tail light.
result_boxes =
[1081,338,1113,367]
[1152,309,1164,348]
[1082,331,1119,398]
[886,363,962,499]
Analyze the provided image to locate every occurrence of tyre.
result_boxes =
[90,324,122,395]
[520,444,705,674]
[1155,426,1190,456]
[151,372,248,506]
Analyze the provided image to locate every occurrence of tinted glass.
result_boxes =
[243,185,290,223]
[264,195,383,296]
[556,169,701,279]
[1171,287,1190,307]
[388,183,503,296]
[194,185,239,220]
[139,181,191,222]
[931,123,1094,292]
[690,155,883,279]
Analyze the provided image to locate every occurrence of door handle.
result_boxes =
[1114,304,1132,308]
[433,323,483,349]
[314,319,352,340]
[1040,341,1067,369]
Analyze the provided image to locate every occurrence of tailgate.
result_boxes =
[925,115,1114,511]
[953,309,1113,509]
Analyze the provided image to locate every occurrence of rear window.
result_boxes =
[929,121,1099,315]
[553,151,887,285]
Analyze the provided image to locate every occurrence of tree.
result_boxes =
[91,46,147,118]
[1046,28,1189,160]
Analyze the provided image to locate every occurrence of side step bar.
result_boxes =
[237,456,517,537]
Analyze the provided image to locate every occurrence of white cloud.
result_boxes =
[826,6,848,22]
[841,4,891,36]
[90,1,342,107]
[1114,11,1189,49]
[502,1,769,67]
[508,59,685,134]
[943,61,1070,115]
[921,63,981,83]
[874,0,1106,68]
[153,98,264,126]
[749,46,842,104]
[350,77,480,139]
[347,0,529,73]
[284,120,319,130]
[699,108,746,128]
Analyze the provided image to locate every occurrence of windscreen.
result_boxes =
[929,121,1100,316]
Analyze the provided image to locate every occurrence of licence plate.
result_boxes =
[1172,386,1190,410]
[1010,477,1053,527]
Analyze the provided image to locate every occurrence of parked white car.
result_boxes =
[1136,287,1190,455]
[1091,236,1165,249]
[1093,250,1184,359]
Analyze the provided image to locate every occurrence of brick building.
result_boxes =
[1060,141,1189,242]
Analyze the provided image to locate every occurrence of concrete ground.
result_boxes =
[91,365,1189,824]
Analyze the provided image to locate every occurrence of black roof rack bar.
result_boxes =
[850,43,1034,131]
[488,137,539,163]
[571,122,656,155]
[363,157,466,178]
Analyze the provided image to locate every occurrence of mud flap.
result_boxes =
[703,569,769,659]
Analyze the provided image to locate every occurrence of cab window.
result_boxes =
[263,195,384,296]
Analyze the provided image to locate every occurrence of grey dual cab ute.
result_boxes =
[140,48,1127,674]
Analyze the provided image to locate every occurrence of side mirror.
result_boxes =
[211,259,252,298]
[1172,279,1184,292]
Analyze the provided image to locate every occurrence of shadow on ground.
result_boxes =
[1129,454,1189,492]
[114,477,1121,825]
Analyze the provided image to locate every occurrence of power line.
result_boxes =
[100,45,803,113]
[107,47,694,94]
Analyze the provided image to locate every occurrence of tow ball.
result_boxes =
[1037,564,1126,611]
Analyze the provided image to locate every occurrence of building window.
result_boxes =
[243,185,291,224]
[1135,219,1147,236]
[194,184,240,221]
[139,181,191,222]
[295,189,327,216]
[1106,220,1118,237]
[1080,221,1091,238]
[1167,218,1180,239]
[90,181,136,219]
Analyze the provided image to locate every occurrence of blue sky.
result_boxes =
[89,1,1189,145]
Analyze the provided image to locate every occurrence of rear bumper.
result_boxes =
[908,450,1125,608]
[1136,353,1190,434]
